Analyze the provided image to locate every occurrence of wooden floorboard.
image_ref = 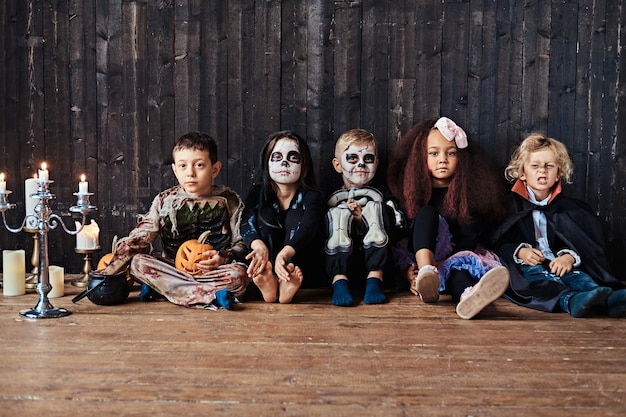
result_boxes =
[1,275,625,416]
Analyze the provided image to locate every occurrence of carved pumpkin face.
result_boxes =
[175,231,213,276]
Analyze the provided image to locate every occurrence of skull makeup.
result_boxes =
[337,143,377,188]
[269,138,302,185]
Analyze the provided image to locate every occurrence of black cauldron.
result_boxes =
[72,271,129,305]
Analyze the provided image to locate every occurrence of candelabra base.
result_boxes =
[19,294,71,318]
[20,306,71,319]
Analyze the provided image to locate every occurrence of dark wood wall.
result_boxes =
[1,0,625,278]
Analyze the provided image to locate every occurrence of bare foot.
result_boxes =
[278,263,303,304]
[252,261,278,303]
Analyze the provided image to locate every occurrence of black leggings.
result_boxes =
[409,205,439,253]
[447,269,476,303]
[410,205,477,303]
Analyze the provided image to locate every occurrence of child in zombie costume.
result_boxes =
[99,132,249,309]
[326,128,403,306]
[241,130,325,303]
[493,134,626,318]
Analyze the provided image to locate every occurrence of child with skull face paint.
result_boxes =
[326,129,404,306]
[387,118,510,319]
[240,131,325,303]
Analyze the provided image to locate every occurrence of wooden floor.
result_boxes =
[1,275,625,417]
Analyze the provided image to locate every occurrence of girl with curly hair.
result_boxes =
[388,117,509,319]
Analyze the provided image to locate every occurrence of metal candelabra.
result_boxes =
[0,179,96,319]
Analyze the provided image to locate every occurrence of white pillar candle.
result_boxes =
[38,162,49,183]
[0,173,6,193]
[75,220,100,249]
[2,250,26,296]
[25,176,39,217]
[48,265,64,298]
[78,174,88,194]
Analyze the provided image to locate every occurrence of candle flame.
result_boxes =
[80,174,86,182]
[0,173,4,181]
[41,162,47,170]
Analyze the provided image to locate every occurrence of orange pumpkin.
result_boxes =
[97,253,114,270]
[97,235,119,270]
[175,231,213,276]
[96,236,132,284]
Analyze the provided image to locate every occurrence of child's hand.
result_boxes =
[518,247,545,266]
[274,245,296,281]
[196,249,225,271]
[245,240,269,277]
[549,254,574,277]
[346,198,362,220]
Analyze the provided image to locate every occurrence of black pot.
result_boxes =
[72,271,129,305]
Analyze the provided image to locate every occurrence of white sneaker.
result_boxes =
[415,265,440,303]
[455,266,510,319]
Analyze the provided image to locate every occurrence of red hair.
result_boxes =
[387,118,505,224]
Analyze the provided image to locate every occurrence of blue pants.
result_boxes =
[521,264,600,313]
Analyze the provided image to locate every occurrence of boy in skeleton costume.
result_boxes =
[326,129,403,306]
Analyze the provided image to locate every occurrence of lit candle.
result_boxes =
[2,250,26,296]
[48,265,65,298]
[75,220,100,249]
[25,175,39,217]
[78,174,88,194]
[38,162,49,183]
[0,173,6,193]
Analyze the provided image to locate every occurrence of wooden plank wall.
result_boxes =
[0,0,625,278]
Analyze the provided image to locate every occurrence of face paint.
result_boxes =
[340,143,377,188]
[269,138,302,185]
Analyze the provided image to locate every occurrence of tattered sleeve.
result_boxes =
[101,193,163,274]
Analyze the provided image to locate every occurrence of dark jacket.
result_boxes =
[240,185,326,287]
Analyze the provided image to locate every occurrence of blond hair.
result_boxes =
[334,128,378,158]
[505,134,574,184]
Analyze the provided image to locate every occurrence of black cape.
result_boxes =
[492,192,624,312]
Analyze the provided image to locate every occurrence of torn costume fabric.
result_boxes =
[103,185,250,307]
[492,179,624,312]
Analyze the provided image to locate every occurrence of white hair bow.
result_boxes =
[434,117,468,149]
